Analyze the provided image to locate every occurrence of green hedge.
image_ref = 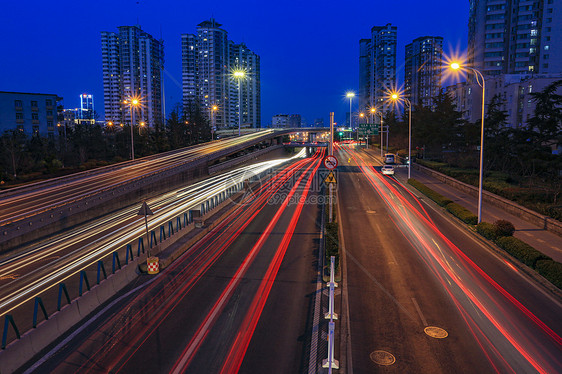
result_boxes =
[325,222,339,269]
[407,179,561,289]
[535,260,562,289]
[446,203,478,225]
[408,179,453,207]
[477,222,498,240]
[495,236,551,268]
[494,219,515,237]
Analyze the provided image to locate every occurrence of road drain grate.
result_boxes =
[424,326,448,339]
[370,350,396,365]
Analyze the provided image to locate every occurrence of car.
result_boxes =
[381,164,394,175]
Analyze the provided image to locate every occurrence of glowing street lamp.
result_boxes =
[346,92,355,130]
[211,105,218,140]
[390,92,412,178]
[233,69,246,136]
[125,96,141,160]
[449,61,486,223]
[371,107,385,156]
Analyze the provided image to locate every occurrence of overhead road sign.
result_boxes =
[357,123,379,135]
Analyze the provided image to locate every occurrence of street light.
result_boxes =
[211,105,218,140]
[390,93,412,179]
[450,62,486,223]
[233,70,246,136]
[346,92,355,130]
[126,97,140,160]
[371,108,385,156]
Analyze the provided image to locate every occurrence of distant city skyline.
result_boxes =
[0,0,469,127]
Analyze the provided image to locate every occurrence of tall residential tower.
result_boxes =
[182,19,261,129]
[358,24,397,113]
[101,26,164,127]
[405,36,443,107]
[468,0,562,76]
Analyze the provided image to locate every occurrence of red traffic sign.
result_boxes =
[324,155,338,170]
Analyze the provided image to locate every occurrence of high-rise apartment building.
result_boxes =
[101,26,164,127]
[182,19,261,129]
[79,94,94,120]
[359,24,397,113]
[468,0,562,76]
[405,36,444,107]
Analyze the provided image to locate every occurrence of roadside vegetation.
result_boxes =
[0,103,212,189]
[409,178,562,290]
[374,81,562,222]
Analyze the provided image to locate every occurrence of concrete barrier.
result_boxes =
[414,164,562,237]
[0,263,139,374]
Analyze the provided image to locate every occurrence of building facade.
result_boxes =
[182,19,261,129]
[359,24,398,113]
[405,36,444,107]
[0,91,61,137]
[446,73,562,128]
[468,0,562,76]
[101,26,164,127]
[271,114,289,128]
[80,94,94,120]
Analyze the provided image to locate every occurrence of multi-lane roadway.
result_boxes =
[5,142,562,373]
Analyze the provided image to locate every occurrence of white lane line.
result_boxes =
[375,223,382,233]
[412,297,428,327]
[308,212,325,373]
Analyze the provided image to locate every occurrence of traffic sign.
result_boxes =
[324,155,338,170]
[357,123,379,135]
[324,171,337,184]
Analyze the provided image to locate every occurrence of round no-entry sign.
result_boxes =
[324,155,338,170]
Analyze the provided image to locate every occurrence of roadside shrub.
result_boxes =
[535,259,562,289]
[477,222,497,240]
[496,236,551,268]
[494,219,515,237]
[445,203,478,225]
[325,222,339,269]
[408,179,453,207]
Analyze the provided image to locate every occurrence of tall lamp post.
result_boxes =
[127,97,140,161]
[210,105,218,140]
[391,93,412,179]
[346,92,355,131]
[371,108,384,157]
[450,62,486,223]
[233,70,246,136]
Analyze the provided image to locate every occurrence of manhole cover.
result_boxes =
[370,350,395,366]
[424,326,448,339]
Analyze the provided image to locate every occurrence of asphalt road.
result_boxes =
[335,144,562,373]
[26,151,323,374]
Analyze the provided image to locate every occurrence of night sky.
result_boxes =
[0,0,468,127]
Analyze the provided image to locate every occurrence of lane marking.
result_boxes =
[412,297,428,327]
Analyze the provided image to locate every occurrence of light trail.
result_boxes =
[0,131,277,225]
[0,149,307,320]
[170,150,324,374]
[219,149,322,373]
[343,146,562,373]
[62,151,318,373]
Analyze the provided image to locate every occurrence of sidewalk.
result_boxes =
[362,147,562,263]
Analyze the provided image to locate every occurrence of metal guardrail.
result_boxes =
[322,256,339,371]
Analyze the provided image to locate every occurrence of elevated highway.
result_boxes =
[0,129,328,251]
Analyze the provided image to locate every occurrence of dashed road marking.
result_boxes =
[412,297,428,326]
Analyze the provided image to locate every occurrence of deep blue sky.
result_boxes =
[0,0,468,127]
